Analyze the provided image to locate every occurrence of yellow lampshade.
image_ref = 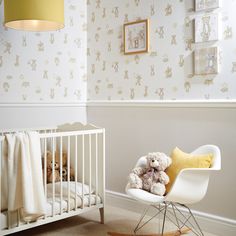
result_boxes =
[4,0,64,31]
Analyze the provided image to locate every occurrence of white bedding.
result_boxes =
[1,194,101,230]
[1,181,101,230]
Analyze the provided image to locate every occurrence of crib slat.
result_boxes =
[52,137,55,217]
[0,138,2,230]
[7,212,10,229]
[44,138,47,207]
[102,130,106,206]
[82,134,84,209]
[17,209,20,227]
[67,136,71,213]
[95,133,98,205]
[89,134,91,207]
[59,137,63,214]
[44,138,48,220]
[75,135,78,210]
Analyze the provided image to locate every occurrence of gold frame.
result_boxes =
[123,19,149,55]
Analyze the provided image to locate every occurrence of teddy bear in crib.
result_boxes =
[44,151,75,183]
[128,152,172,196]
[61,166,75,182]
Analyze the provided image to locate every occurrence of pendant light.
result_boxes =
[4,0,64,32]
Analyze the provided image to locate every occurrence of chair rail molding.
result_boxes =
[87,100,236,108]
[0,102,87,107]
[1,100,236,108]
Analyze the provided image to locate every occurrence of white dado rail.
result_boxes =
[87,100,236,108]
[0,102,87,107]
[0,100,236,108]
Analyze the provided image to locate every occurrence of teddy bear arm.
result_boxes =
[132,167,146,176]
[47,170,60,183]
[159,171,170,184]
[128,173,142,189]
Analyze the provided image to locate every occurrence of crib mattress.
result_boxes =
[1,194,102,230]
[46,194,102,216]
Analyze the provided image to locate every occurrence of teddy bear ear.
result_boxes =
[63,152,67,161]
[46,150,51,156]
[46,151,53,160]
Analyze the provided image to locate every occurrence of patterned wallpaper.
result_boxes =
[0,0,87,103]
[87,0,236,101]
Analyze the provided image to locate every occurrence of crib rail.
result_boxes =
[0,126,57,135]
[0,124,105,236]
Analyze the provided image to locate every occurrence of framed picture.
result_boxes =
[195,13,219,43]
[124,19,149,55]
[194,47,219,75]
[195,0,221,12]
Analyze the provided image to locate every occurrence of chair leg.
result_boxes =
[161,202,167,236]
[170,203,204,236]
[134,206,150,234]
[133,204,166,235]
[184,205,204,236]
[170,203,181,232]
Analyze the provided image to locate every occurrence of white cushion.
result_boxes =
[126,184,165,205]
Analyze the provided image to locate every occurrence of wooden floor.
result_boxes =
[12,206,218,236]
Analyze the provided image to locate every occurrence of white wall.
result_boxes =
[0,105,86,130]
[88,104,236,221]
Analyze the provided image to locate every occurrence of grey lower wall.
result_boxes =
[88,105,236,221]
[0,106,87,129]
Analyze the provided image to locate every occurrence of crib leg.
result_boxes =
[99,207,105,224]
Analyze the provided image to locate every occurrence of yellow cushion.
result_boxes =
[165,147,213,193]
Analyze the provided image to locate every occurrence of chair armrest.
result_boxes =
[166,168,212,204]
[191,145,221,170]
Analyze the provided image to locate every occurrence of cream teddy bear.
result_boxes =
[128,152,172,196]
[44,151,67,183]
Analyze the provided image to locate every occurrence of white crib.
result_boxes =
[0,123,105,235]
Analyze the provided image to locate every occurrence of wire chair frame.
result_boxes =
[133,202,204,236]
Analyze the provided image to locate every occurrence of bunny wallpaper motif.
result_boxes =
[0,0,87,103]
[87,0,236,101]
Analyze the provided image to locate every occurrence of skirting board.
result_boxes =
[106,190,236,236]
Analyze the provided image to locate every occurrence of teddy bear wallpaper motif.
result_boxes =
[0,0,87,103]
[128,152,172,196]
[44,151,75,184]
[87,0,236,100]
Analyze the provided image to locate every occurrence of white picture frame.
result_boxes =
[194,47,219,75]
[195,0,221,12]
[194,13,219,43]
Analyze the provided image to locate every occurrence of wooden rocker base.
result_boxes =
[107,227,191,236]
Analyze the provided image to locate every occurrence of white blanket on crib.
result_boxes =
[5,132,46,221]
